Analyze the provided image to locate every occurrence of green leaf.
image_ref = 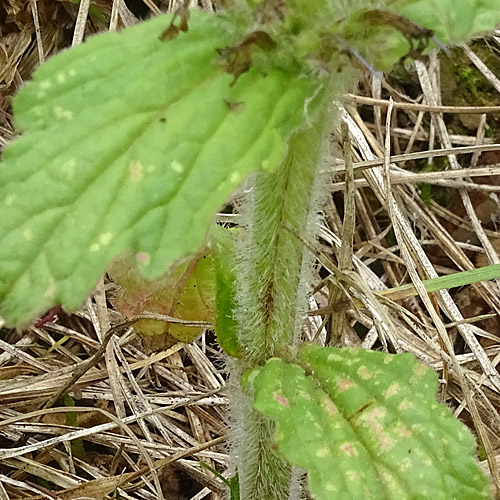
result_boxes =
[62,394,86,460]
[251,345,490,500]
[394,0,500,43]
[213,226,242,358]
[0,10,317,325]
[339,0,500,70]
[108,243,216,351]
[339,14,411,72]
[199,461,240,500]
[66,0,109,24]
[382,263,500,302]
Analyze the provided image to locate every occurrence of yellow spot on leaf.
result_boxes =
[399,400,411,411]
[357,365,374,379]
[327,353,343,362]
[399,458,412,471]
[395,424,412,438]
[299,390,311,400]
[53,106,73,120]
[413,363,428,378]
[379,433,395,451]
[340,442,358,457]
[99,232,113,246]
[39,80,52,90]
[23,228,33,241]
[129,161,144,182]
[316,446,329,458]
[384,383,400,398]
[411,423,425,433]
[170,160,184,173]
[359,406,394,452]
[321,396,338,416]
[361,406,386,424]
[56,73,66,83]
[337,379,355,392]
[60,159,77,180]
[5,194,17,206]
[230,172,241,184]
[378,471,393,484]
[44,280,56,299]
[346,470,360,480]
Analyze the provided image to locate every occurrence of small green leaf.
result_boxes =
[340,1,500,71]
[66,0,109,24]
[108,244,215,351]
[339,13,411,71]
[0,10,317,325]
[213,226,242,358]
[62,394,86,460]
[394,0,500,44]
[251,345,490,500]
[199,461,240,500]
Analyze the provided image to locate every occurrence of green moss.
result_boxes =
[415,156,454,207]
[387,40,500,139]
[440,40,500,135]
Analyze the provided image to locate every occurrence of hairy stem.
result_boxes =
[231,92,335,499]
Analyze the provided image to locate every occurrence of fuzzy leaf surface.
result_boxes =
[0,11,315,325]
[251,345,490,500]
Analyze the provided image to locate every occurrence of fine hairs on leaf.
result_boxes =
[1,1,500,499]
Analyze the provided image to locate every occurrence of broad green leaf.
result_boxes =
[251,345,490,500]
[0,10,317,325]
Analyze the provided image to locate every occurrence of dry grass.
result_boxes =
[1,1,500,499]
